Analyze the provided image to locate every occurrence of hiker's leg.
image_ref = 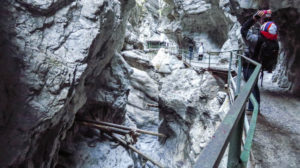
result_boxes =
[243,67,254,111]
[253,81,260,111]
[242,66,251,80]
[250,81,260,111]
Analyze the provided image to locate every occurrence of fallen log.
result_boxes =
[78,121,138,137]
[77,119,166,138]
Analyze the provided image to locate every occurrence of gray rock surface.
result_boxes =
[58,54,228,168]
[126,0,236,53]
[122,50,154,71]
[157,70,227,168]
[151,48,185,74]
[0,0,135,167]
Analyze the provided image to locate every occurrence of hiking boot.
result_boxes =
[257,112,267,121]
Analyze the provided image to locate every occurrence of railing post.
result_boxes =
[208,53,211,70]
[236,55,242,95]
[227,111,245,168]
[227,52,233,90]
[240,94,259,168]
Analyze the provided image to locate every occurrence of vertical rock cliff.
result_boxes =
[0,0,135,167]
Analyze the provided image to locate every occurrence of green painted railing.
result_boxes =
[146,43,242,70]
[193,52,261,168]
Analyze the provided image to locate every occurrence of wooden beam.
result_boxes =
[77,119,166,138]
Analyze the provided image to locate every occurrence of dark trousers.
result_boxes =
[189,51,193,60]
[198,54,203,61]
[243,66,260,111]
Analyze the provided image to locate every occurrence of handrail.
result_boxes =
[146,44,242,68]
[240,94,259,167]
[194,51,261,168]
[168,48,242,69]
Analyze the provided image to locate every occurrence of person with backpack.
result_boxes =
[241,9,279,114]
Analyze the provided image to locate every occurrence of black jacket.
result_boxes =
[241,17,264,67]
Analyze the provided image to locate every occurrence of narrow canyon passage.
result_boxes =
[252,74,300,168]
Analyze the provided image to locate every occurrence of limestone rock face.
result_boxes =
[0,0,135,167]
[161,0,234,48]
[58,52,229,167]
[122,50,154,71]
[57,55,134,168]
[151,48,185,74]
[158,70,227,167]
[126,0,237,54]
[272,7,300,95]
[55,0,234,166]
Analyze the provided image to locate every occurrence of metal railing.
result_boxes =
[146,45,242,70]
[193,51,261,168]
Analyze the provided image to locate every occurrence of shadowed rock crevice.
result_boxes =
[16,0,76,16]
[272,7,300,94]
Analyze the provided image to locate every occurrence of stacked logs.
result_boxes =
[76,119,166,168]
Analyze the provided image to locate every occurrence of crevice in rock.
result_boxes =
[16,0,76,16]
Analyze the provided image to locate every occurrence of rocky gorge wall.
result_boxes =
[55,0,234,167]
[126,0,239,53]
[0,0,135,167]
